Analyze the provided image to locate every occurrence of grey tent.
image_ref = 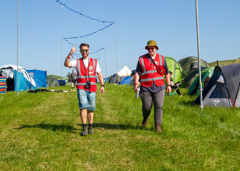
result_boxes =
[108,74,120,84]
[47,77,60,87]
[195,64,240,108]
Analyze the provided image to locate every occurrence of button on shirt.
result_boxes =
[136,54,169,94]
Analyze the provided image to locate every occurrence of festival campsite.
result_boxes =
[1,0,240,170]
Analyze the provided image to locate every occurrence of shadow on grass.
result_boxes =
[78,123,143,130]
[16,122,77,133]
[16,122,144,132]
[179,99,197,106]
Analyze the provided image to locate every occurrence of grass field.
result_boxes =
[0,84,240,170]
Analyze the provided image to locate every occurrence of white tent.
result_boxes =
[117,65,132,77]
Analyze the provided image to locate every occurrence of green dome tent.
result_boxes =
[178,56,210,79]
[188,67,215,95]
[181,67,208,88]
[165,57,183,84]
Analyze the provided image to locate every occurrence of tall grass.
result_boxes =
[0,84,239,170]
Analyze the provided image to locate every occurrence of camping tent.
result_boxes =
[27,69,47,88]
[195,64,240,108]
[188,67,215,95]
[108,66,132,84]
[165,57,183,84]
[181,67,208,88]
[108,74,120,84]
[178,56,210,79]
[47,76,60,87]
[119,76,132,85]
[0,65,37,91]
[209,57,240,67]
[117,65,132,77]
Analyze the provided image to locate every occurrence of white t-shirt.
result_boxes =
[70,58,101,73]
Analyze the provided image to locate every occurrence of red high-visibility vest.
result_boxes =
[76,58,97,92]
[139,53,165,87]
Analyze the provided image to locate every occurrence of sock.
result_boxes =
[83,124,87,128]
[89,124,93,128]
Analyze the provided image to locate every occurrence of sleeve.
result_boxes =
[136,61,142,74]
[163,58,169,75]
[70,59,77,68]
[96,60,101,73]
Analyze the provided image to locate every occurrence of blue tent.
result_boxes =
[27,69,47,87]
[14,70,37,91]
[119,76,132,85]
[104,78,109,83]
[0,65,37,92]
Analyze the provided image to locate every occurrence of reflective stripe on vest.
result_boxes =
[76,82,96,86]
[140,77,164,82]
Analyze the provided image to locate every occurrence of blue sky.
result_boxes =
[0,0,239,77]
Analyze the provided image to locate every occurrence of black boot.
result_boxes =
[88,126,94,134]
[155,123,163,133]
[142,116,149,128]
[81,125,88,136]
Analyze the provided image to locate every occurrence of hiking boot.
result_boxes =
[142,116,149,128]
[88,127,94,134]
[81,127,88,136]
[155,123,163,133]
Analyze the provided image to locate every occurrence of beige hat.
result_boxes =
[145,40,159,50]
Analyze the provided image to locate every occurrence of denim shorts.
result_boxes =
[77,89,96,111]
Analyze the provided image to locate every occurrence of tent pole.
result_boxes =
[195,0,203,111]
[61,38,63,79]
[174,62,176,83]
[17,0,19,95]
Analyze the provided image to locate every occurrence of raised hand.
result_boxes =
[70,45,78,54]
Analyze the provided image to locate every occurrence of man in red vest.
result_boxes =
[64,43,105,136]
[134,40,171,132]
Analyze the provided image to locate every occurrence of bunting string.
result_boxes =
[55,0,114,40]
[54,0,113,24]
[62,23,113,40]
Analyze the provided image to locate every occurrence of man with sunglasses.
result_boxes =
[64,43,105,136]
[134,40,171,132]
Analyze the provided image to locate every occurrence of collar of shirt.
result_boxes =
[149,53,156,60]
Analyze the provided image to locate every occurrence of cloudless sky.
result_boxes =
[0,0,239,77]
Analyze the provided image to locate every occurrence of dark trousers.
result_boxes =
[140,89,165,124]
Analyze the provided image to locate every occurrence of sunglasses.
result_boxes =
[81,49,88,53]
[147,47,155,51]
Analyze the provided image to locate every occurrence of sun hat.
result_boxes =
[145,40,159,50]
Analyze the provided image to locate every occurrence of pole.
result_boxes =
[104,47,107,77]
[61,38,63,79]
[17,0,19,94]
[114,22,119,73]
[195,0,203,111]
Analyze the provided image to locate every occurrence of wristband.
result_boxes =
[101,85,105,87]
[67,56,71,59]
[167,85,171,87]
[135,83,138,85]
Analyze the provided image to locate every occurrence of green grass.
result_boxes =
[0,84,239,170]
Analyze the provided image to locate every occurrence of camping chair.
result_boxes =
[167,81,182,97]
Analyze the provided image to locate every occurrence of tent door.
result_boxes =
[203,83,232,107]
[235,84,240,107]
